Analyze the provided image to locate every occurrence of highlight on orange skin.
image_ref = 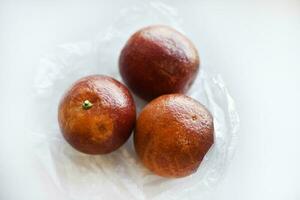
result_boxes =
[58,75,136,155]
[134,94,214,178]
[119,25,200,101]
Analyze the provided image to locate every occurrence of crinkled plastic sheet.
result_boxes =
[31,2,239,200]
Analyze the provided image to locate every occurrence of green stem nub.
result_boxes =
[82,100,93,110]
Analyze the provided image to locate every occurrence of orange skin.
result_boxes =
[58,75,136,154]
[119,25,200,101]
[134,94,214,178]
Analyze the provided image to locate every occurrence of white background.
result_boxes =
[0,0,299,199]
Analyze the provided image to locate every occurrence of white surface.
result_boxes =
[0,0,299,200]
[31,7,239,198]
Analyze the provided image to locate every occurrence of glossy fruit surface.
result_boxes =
[119,25,199,101]
[58,75,136,154]
[134,94,214,177]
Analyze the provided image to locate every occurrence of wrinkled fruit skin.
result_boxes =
[134,94,214,178]
[58,75,136,155]
[119,25,200,101]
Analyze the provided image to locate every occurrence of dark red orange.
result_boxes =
[119,25,199,101]
[134,94,214,178]
[58,75,136,154]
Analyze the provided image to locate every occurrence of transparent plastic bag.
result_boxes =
[30,2,239,200]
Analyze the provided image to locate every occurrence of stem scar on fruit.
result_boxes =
[82,100,93,110]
